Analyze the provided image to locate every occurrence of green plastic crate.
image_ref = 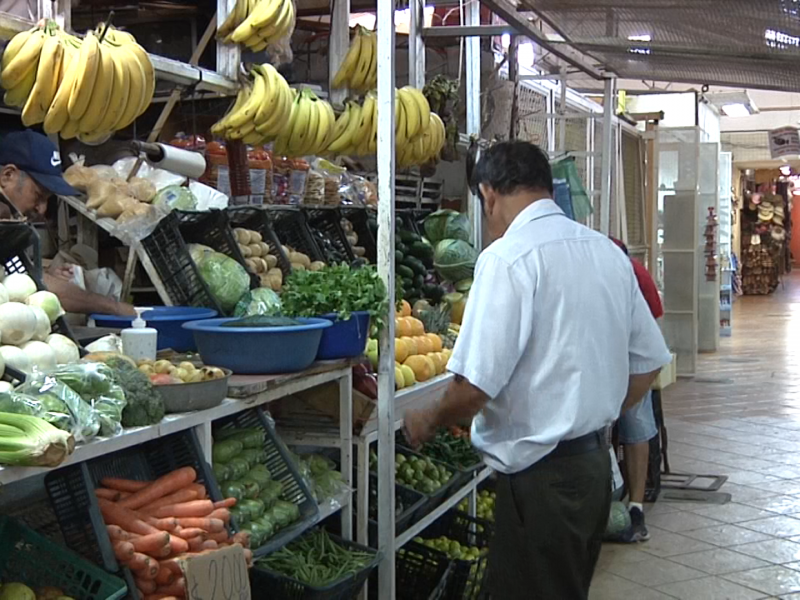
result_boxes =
[0,516,126,600]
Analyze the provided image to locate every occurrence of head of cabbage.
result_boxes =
[153,185,198,212]
[196,251,251,315]
[424,209,472,245]
[433,239,478,283]
[234,288,282,317]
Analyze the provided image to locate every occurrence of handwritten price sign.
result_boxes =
[180,545,251,600]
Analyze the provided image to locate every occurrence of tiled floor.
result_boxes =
[592,270,800,600]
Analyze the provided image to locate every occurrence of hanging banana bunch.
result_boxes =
[0,21,155,140]
[217,0,296,52]
[331,26,376,93]
[271,88,336,157]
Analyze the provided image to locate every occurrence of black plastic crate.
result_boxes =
[140,211,222,312]
[227,205,293,279]
[389,446,458,520]
[44,429,219,573]
[213,407,319,557]
[264,206,325,263]
[175,209,260,290]
[250,531,380,600]
[420,511,493,600]
[339,206,376,263]
[357,473,426,545]
[372,541,452,600]
[302,207,356,265]
[398,209,423,237]
[397,431,484,495]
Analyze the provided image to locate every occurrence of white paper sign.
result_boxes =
[180,544,250,600]
[769,127,800,159]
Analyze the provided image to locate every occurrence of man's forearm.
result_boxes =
[43,274,136,316]
[428,376,489,428]
[621,369,661,414]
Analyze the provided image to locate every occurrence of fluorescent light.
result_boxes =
[781,165,793,175]
[720,103,752,117]
[628,34,651,42]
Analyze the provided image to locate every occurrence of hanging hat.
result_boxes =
[759,205,775,221]
[774,214,785,226]
[751,233,762,245]
[774,204,785,218]
[772,225,786,241]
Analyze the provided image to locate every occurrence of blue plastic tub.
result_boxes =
[316,311,371,360]
[182,317,332,374]
[90,307,217,352]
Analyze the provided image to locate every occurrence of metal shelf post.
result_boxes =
[465,0,482,250]
[376,0,397,594]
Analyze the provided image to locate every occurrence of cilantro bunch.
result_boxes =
[281,264,389,331]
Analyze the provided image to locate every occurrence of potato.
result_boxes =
[179,361,197,373]
[244,258,257,273]
[257,241,270,256]
[265,255,278,269]
[248,243,263,257]
[187,370,204,383]
[139,364,153,375]
[154,360,173,374]
[352,246,366,257]
[250,231,263,243]
[346,233,358,246]
[256,257,269,273]
[291,262,306,271]
[268,273,283,291]
[289,251,311,268]
[234,228,251,244]
[239,243,252,258]
[281,245,291,256]
[259,273,271,287]
[309,261,326,271]
[267,267,282,277]
[174,367,190,381]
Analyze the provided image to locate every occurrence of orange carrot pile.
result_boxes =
[97,467,253,600]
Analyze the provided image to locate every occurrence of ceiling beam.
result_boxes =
[480,0,606,79]
[422,25,517,38]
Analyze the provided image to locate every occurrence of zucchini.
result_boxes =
[403,256,427,276]
[399,230,419,244]
[395,250,404,262]
[396,264,415,279]
[409,240,434,260]
[396,242,408,255]
[413,274,425,288]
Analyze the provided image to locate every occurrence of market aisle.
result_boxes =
[591,270,800,600]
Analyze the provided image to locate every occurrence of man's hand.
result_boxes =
[404,407,437,448]
[48,264,75,281]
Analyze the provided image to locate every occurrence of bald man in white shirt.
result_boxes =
[405,141,671,600]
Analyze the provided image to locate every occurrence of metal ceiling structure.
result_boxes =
[521,0,800,92]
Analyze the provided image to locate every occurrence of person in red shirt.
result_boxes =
[610,237,663,543]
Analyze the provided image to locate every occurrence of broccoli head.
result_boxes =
[106,356,165,427]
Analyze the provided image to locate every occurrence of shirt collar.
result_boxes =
[506,199,564,235]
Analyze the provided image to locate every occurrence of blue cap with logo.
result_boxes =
[0,130,78,196]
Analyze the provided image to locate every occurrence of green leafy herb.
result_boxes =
[281,264,389,331]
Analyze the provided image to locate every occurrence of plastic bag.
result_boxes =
[0,390,74,433]
[16,375,101,442]
[289,449,349,510]
[48,363,127,437]
[234,288,282,317]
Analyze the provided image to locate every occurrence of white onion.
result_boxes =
[30,306,51,342]
[46,333,80,365]
[3,273,37,302]
[26,291,64,324]
[0,302,37,346]
[0,282,8,305]
[0,381,12,393]
[19,340,56,372]
[0,345,31,373]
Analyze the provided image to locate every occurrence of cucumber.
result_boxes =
[409,240,434,260]
[367,217,378,233]
[413,274,425,288]
[422,283,445,303]
[403,256,427,277]
[399,229,420,244]
[395,250,404,262]
[396,242,408,255]
[397,264,415,279]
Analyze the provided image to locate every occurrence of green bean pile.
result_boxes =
[257,529,374,588]
[418,429,482,469]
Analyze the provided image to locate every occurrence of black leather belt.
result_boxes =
[543,428,607,462]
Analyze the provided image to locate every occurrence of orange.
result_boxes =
[401,336,418,356]
[415,335,434,354]
[404,355,435,382]
[397,299,412,318]
[395,317,412,337]
[427,352,443,375]
[426,333,443,352]
[408,317,425,336]
[394,338,409,362]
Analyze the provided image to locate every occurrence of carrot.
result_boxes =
[113,540,135,561]
[135,578,158,594]
[98,499,159,536]
[186,536,204,552]
[155,565,176,586]
[140,489,199,514]
[175,517,224,533]
[101,478,150,493]
[232,531,251,549]
[243,548,253,566]
[149,517,178,532]
[152,500,214,519]
[168,535,190,555]
[174,527,206,540]
[131,532,171,554]
[106,525,129,541]
[214,498,236,509]
[153,579,186,599]
[188,483,207,499]
[159,559,183,577]
[95,488,123,501]
[127,552,152,571]
[119,467,197,510]
[207,530,229,543]
[144,594,180,600]
[132,556,160,580]
[208,509,231,524]
[201,540,218,550]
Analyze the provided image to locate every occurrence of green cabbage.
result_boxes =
[153,185,198,211]
[234,288,282,317]
[196,251,250,314]
[424,209,471,244]
[433,239,478,282]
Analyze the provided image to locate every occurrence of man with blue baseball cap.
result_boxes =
[0,130,78,220]
[0,130,133,316]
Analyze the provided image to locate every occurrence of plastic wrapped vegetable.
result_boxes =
[271,500,300,529]
[218,427,265,449]
[240,448,267,468]
[258,480,283,509]
[229,506,250,527]
[213,439,244,463]
[0,390,72,433]
[193,250,251,314]
[213,462,232,483]
[237,476,261,499]
[240,499,266,520]
[252,516,275,543]
[17,375,100,442]
[227,457,250,480]
[247,464,272,487]
[234,288,282,317]
[223,482,245,502]
[48,363,127,437]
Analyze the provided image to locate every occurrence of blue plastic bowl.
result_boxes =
[90,307,218,352]
[182,317,332,374]
[316,311,371,360]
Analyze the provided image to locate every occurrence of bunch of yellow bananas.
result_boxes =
[272,88,336,157]
[325,85,444,164]
[331,26,376,93]
[211,63,295,145]
[0,22,154,141]
[218,0,296,52]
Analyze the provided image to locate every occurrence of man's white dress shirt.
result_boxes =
[447,199,672,474]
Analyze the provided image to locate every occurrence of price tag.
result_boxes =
[179,544,251,600]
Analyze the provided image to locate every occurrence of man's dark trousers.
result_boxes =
[487,444,611,599]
